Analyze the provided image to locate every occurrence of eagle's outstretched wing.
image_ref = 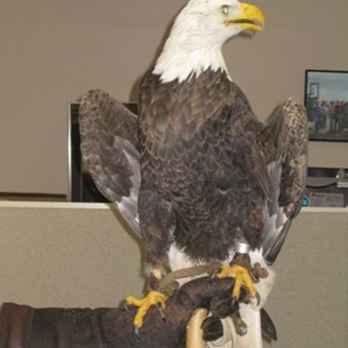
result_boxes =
[259,99,308,264]
[79,89,141,236]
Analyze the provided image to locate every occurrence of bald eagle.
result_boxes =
[79,0,308,347]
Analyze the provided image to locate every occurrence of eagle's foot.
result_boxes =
[126,291,168,330]
[217,264,257,303]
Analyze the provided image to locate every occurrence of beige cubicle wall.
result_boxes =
[0,202,143,307]
[0,202,347,347]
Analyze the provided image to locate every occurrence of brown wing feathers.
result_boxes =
[259,98,308,264]
[79,89,140,203]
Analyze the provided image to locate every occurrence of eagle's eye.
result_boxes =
[221,5,231,17]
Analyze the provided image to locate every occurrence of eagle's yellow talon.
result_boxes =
[126,296,143,307]
[218,264,257,300]
[126,291,168,329]
[232,277,242,299]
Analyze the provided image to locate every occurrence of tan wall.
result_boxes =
[1,0,348,194]
[268,209,348,348]
[0,203,347,347]
[0,203,143,307]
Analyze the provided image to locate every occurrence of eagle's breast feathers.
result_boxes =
[136,68,274,261]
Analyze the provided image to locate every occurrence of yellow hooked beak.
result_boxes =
[225,3,265,32]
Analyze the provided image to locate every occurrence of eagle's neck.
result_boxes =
[153,20,231,83]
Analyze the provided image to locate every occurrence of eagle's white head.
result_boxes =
[153,0,265,83]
